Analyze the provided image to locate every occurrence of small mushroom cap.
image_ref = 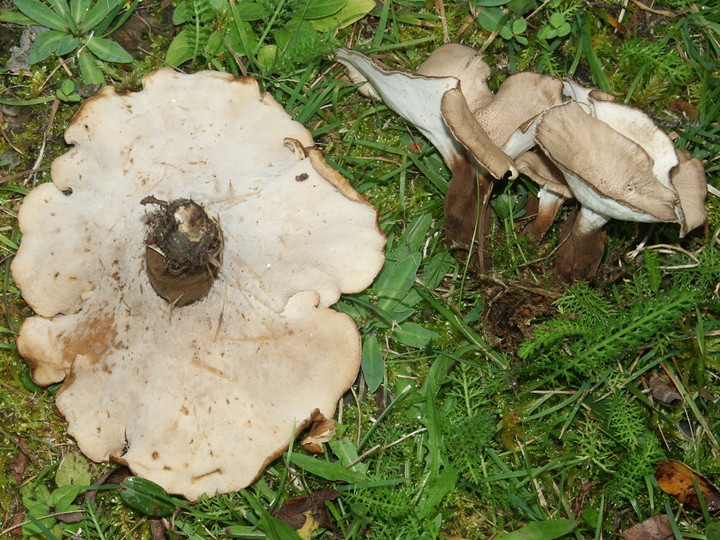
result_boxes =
[672,149,708,237]
[335,47,516,181]
[535,101,680,224]
[515,150,572,240]
[562,78,615,104]
[12,68,386,499]
[515,150,572,198]
[416,43,494,112]
[441,87,518,180]
[474,72,564,153]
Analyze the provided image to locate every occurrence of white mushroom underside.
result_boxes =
[12,69,386,499]
[561,169,670,223]
[335,48,463,167]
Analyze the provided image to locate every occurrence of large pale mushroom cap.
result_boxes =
[11,68,386,499]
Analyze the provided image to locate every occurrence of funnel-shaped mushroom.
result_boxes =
[336,45,566,270]
[535,99,706,280]
[335,46,517,266]
[11,68,386,499]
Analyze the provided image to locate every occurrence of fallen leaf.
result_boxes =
[621,514,672,540]
[647,373,682,407]
[668,99,698,118]
[655,460,720,514]
[408,141,425,153]
[9,449,29,483]
[8,513,23,537]
[301,416,337,454]
[272,489,340,532]
[296,510,319,540]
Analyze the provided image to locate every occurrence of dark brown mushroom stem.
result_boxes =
[553,207,607,281]
[444,157,497,272]
[142,197,223,306]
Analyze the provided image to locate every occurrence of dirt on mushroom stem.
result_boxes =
[142,196,223,307]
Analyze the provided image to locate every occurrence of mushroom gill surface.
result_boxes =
[11,68,386,499]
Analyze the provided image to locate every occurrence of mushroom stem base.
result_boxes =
[143,198,223,306]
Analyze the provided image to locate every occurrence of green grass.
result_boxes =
[1,0,719,538]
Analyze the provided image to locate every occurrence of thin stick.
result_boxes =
[0,167,50,184]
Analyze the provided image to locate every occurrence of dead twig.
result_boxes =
[0,167,50,185]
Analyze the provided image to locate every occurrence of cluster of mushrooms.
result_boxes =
[336,44,708,280]
[11,68,386,499]
[9,45,709,500]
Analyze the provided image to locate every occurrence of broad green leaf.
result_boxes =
[15,0,70,30]
[495,519,577,540]
[78,0,123,33]
[171,0,189,24]
[549,12,565,27]
[225,20,259,56]
[419,251,456,290]
[55,451,92,487]
[47,0,75,31]
[256,44,277,71]
[328,437,368,474]
[706,522,720,539]
[295,0,346,19]
[417,467,458,518]
[223,527,265,539]
[538,25,557,40]
[0,8,36,24]
[55,33,79,55]
[289,453,368,483]
[206,30,224,55]
[208,0,227,12]
[78,50,104,84]
[310,0,372,30]
[257,512,301,540]
[557,21,571,36]
[85,36,133,63]
[375,252,422,317]
[473,0,512,6]
[165,28,195,66]
[512,18,527,33]
[56,78,82,102]
[28,29,68,63]
[47,485,82,511]
[361,332,384,392]
[476,6,506,32]
[507,0,534,14]
[233,1,271,21]
[120,477,178,517]
[392,322,439,349]
[69,0,91,24]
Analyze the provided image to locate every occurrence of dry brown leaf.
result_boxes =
[9,448,29,483]
[272,489,341,532]
[301,416,337,454]
[647,373,682,406]
[621,514,672,540]
[655,460,720,514]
